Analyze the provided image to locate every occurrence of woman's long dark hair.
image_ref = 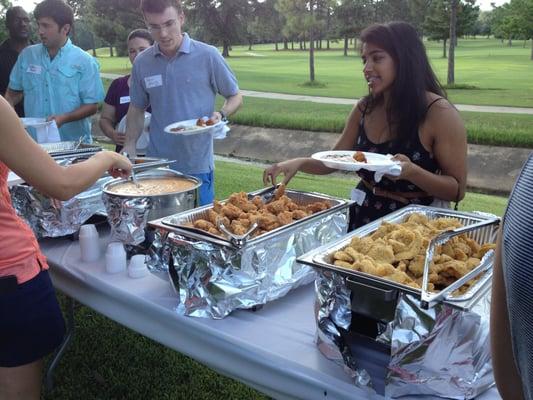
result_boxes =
[360,21,446,144]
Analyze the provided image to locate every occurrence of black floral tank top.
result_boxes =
[349,99,442,230]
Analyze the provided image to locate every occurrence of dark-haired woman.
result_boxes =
[99,29,153,153]
[263,21,467,230]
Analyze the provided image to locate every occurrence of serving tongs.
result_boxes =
[217,220,258,248]
[248,183,285,204]
[419,217,500,309]
[131,159,174,173]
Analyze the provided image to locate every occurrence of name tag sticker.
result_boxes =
[351,188,366,206]
[27,64,42,74]
[119,96,131,104]
[144,75,162,89]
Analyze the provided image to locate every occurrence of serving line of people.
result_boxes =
[0,0,532,399]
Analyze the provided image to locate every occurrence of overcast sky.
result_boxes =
[10,0,511,13]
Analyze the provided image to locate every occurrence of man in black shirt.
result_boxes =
[0,6,31,117]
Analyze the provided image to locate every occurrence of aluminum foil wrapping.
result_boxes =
[102,193,152,245]
[155,211,348,319]
[9,176,111,238]
[315,271,494,399]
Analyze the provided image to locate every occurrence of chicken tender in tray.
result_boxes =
[331,212,495,295]
[187,188,331,239]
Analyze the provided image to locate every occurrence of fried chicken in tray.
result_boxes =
[185,185,331,239]
[331,213,496,294]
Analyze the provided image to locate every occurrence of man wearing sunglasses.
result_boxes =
[122,0,242,206]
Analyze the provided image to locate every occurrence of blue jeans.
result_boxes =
[190,170,214,206]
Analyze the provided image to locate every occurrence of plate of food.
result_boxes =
[164,117,223,136]
[312,150,398,172]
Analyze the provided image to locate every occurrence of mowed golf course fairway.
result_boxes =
[98,37,533,107]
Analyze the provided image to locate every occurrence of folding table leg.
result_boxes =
[45,296,76,391]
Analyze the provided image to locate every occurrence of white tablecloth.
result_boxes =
[39,231,502,400]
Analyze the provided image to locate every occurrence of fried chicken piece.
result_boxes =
[429,217,462,232]
[387,228,422,261]
[221,203,243,220]
[353,151,367,163]
[476,243,496,259]
[206,209,220,225]
[466,257,481,270]
[251,195,264,209]
[277,211,293,226]
[207,227,222,236]
[193,219,215,230]
[306,201,330,213]
[348,236,374,254]
[370,221,398,240]
[266,199,287,215]
[274,183,286,199]
[255,214,278,229]
[334,260,355,270]
[292,209,309,220]
[213,200,223,213]
[334,250,353,263]
[367,238,395,264]
[230,220,248,235]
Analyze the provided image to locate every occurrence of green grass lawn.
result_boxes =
[97,37,533,148]
[96,37,533,107]
[44,159,507,400]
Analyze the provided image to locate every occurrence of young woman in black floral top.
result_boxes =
[263,21,467,230]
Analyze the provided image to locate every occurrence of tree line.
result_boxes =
[0,0,531,81]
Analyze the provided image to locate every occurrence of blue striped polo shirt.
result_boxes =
[129,33,239,174]
[502,153,533,400]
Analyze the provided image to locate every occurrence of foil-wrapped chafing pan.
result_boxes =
[298,205,500,312]
[150,187,351,248]
[40,141,102,159]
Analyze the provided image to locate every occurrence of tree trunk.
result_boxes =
[447,0,457,85]
[531,37,533,60]
[275,41,279,51]
[291,41,294,50]
[508,36,512,46]
[283,38,288,50]
[354,37,357,52]
[109,45,114,57]
[344,35,348,56]
[443,38,447,58]
[309,32,315,82]
[222,41,230,57]
[248,41,252,51]
[92,47,96,57]
[327,39,330,50]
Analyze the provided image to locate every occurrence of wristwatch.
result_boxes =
[219,109,228,122]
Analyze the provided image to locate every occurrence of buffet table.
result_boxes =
[39,231,502,400]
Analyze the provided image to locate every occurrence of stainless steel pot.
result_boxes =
[102,168,201,220]
[102,168,201,245]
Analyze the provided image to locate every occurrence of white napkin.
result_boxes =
[35,120,61,143]
[212,121,230,139]
[117,112,151,153]
[373,158,402,182]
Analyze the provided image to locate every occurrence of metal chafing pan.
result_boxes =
[40,141,102,159]
[149,187,351,248]
[297,205,500,314]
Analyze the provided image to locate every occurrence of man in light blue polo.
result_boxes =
[5,0,104,143]
[122,0,242,205]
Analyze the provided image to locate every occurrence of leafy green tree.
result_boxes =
[334,0,371,56]
[184,0,253,57]
[247,0,285,50]
[0,0,13,42]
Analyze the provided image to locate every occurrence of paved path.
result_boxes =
[100,73,533,115]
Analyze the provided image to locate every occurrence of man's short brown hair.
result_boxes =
[140,0,182,14]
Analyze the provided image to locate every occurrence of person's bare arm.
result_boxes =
[263,101,364,185]
[4,88,23,108]
[210,92,243,122]
[47,103,98,128]
[99,103,125,145]
[121,104,145,157]
[393,100,467,202]
[491,228,525,399]
[0,97,131,200]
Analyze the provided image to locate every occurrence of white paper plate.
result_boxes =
[164,118,223,136]
[21,117,52,128]
[312,150,397,172]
